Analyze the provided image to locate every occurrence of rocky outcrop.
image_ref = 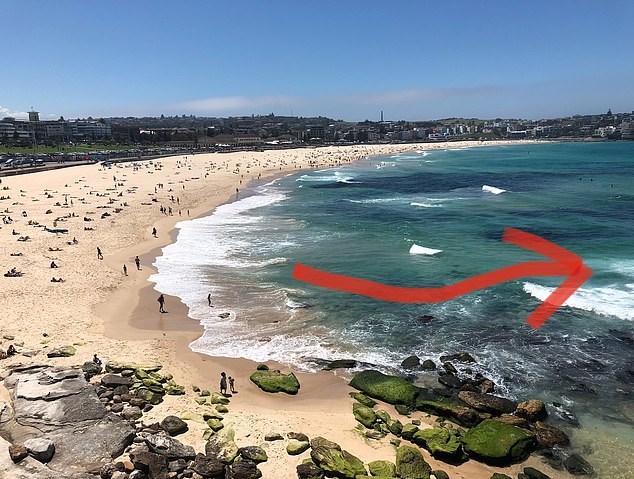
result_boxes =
[395,445,431,479]
[460,419,536,465]
[249,369,300,395]
[534,421,569,447]
[457,391,517,415]
[2,365,135,475]
[349,370,419,406]
[310,436,366,479]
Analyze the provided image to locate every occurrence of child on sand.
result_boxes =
[228,376,236,393]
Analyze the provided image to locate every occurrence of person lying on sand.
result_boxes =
[51,277,65,283]
[4,268,24,277]
[48,247,62,251]
[50,261,58,268]
[17,236,30,242]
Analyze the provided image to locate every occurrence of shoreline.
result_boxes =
[1,140,581,478]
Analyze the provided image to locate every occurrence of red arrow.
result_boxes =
[293,227,592,329]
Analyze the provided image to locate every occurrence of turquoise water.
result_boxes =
[153,142,634,477]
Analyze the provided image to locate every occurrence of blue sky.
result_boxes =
[2,0,633,121]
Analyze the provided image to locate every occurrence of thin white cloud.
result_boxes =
[171,95,297,114]
[0,106,30,119]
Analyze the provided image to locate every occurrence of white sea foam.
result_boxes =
[296,171,357,183]
[482,184,507,195]
[523,282,634,321]
[409,244,442,255]
[410,202,442,208]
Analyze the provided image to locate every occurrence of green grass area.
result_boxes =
[1,144,143,154]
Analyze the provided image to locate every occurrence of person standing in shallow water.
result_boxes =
[158,294,166,313]
[220,372,227,395]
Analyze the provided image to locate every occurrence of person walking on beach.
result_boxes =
[97,247,103,260]
[152,227,157,237]
[207,293,212,307]
[220,372,227,395]
[135,256,141,270]
[158,294,166,313]
[228,376,236,394]
[123,264,128,276]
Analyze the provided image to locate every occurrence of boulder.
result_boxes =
[440,353,475,363]
[401,424,420,440]
[415,395,481,427]
[432,470,449,479]
[215,405,229,413]
[287,439,310,455]
[9,443,28,463]
[265,432,283,441]
[229,461,262,478]
[289,432,310,442]
[564,453,594,476]
[395,404,412,416]
[205,427,239,464]
[323,359,358,370]
[297,461,325,479]
[479,379,495,394]
[207,418,224,432]
[160,415,188,436]
[353,403,377,428]
[135,387,163,405]
[209,392,230,404]
[460,419,536,465]
[349,392,377,408]
[192,453,225,477]
[388,419,403,436]
[523,467,551,479]
[24,437,55,463]
[457,391,517,415]
[47,345,76,357]
[349,370,418,406]
[412,427,466,463]
[120,406,142,421]
[249,369,300,394]
[101,375,133,388]
[490,474,512,479]
[442,362,458,374]
[395,445,431,479]
[368,459,396,476]
[496,414,529,428]
[310,438,366,479]
[81,361,102,379]
[421,360,437,371]
[239,446,268,464]
[437,373,462,389]
[534,421,569,447]
[145,434,196,460]
[515,400,547,422]
[401,356,421,370]
[130,450,168,479]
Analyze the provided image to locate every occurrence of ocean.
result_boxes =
[152,142,634,477]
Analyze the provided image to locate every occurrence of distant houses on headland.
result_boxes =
[1,109,632,149]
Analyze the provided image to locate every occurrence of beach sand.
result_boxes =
[0,140,572,478]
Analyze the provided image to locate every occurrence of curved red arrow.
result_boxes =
[293,227,592,329]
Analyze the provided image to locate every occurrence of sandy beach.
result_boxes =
[0,140,576,478]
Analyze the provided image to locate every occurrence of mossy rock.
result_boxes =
[311,443,366,479]
[350,392,377,408]
[375,410,391,424]
[368,460,396,476]
[412,427,466,463]
[207,418,224,432]
[349,370,418,406]
[490,474,512,479]
[390,438,401,447]
[106,360,162,373]
[200,390,211,397]
[142,378,165,394]
[121,369,135,377]
[148,371,166,383]
[395,404,412,416]
[192,384,201,392]
[287,439,310,455]
[203,410,224,421]
[47,345,76,357]
[396,445,431,479]
[388,419,403,436]
[210,392,230,404]
[135,387,164,405]
[415,399,480,427]
[165,381,185,395]
[432,470,449,479]
[461,419,536,465]
[215,405,229,413]
[205,426,239,464]
[523,467,551,479]
[353,403,377,428]
[401,423,420,440]
[180,411,205,423]
[257,364,269,371]
[202,429,214,441]
[250,369,300,395]
[239,446,268,463]
[134,368,150,380]
[195,398,207,405]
